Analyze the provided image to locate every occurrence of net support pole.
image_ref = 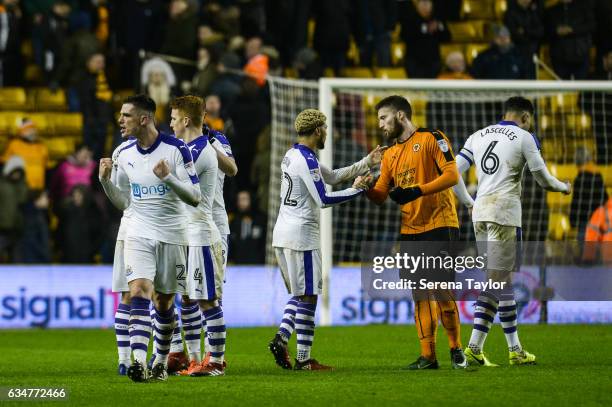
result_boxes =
[318,79,333,326]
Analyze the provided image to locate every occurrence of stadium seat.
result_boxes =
[0,88,27,110]
[44,136,77,160]
[564,113,592,136]
[35,88,68,111]
[601,166,612,186]
[447,21,487,43]
[494,0,508,19]
[49,113,83,136]
[374,68,407,79]
[341,67,373,78]
[283,67,298,78]
[391,42,406,66]
[24,63,43,85]
[465,43,489,66]
[548,213,570,241]
[440,43,465,66]
[550,93,579,113]
[549,163,578,182]
[461,0,496,20]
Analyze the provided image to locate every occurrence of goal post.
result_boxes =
[269,77,612,326]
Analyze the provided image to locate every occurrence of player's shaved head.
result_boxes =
[295,109,327,136]
[170,95,205,128]
[375,95,412,120]
[504,96,534,116]
[123,94,156,116]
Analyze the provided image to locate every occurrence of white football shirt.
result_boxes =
[115,133,198,245]
[186,135,222,246]
[272,143,366,251]
[208,129,232,236]
[112,138,135,241]
[459,120,546,227]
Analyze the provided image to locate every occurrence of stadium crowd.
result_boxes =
[0,0,610,264]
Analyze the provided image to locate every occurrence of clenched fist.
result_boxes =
[153,159,171,179]
[99,158,113,180]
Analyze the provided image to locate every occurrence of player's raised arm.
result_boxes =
[522,133,571,194]
[210,134,238,176]
[452,136,476,208]
[153,144,201,207]
[99,157,131,210]
[299,158,366,208]
[319,145,385,186]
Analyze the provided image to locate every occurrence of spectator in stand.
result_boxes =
[229,78,270,190]
[312,0,351,76]
[55,184,101,263]
[209,52,242,115]
[399,0,450,78]
[292,47,322,80]
[1,119,49,191]
[470,24,529,79]
[111,0,165,88]
[74,52,113,159]
[545,0,595,80]
[0,156,28,263]
[593,0,612,69]
[141,57,176,128]
[570,147,608,242]
[50,144,96,208]
[0,0,23,86]
[504,0,544,79]
[229,190,266,264]
[159,0,198,83]
[593,49,612,80]
[190,47,218,97]
[55,11,99,94]
[437,51,473,80]
[16,190,51,263]
[204,94,234,138]
[354,0,396,67]
[38,0,72,84]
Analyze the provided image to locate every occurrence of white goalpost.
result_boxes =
[268,77,612,326]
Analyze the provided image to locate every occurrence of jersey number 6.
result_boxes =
[481,141,500,175]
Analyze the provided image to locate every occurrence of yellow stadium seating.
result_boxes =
[549,163,578,182]
[447,21,487,43]
[465,43,489,66]
[44,136,77,160]
[564,113,592,135]
[461,0,496,20]
[341,67,373,78]
[550,93,579,113]
[48,113,83,136]
[391,42,406,66]
[34,88,68,111]
[601,166,612,186]
[494,0,508,19]
[374,68,407,79]
[0,88,27,110]
[548,213,570,241]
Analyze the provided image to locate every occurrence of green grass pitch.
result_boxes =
[1,324,611,406]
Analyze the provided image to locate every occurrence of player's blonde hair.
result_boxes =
[295,109,326,136]
[170,95,205,128]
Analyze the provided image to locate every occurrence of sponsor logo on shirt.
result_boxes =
[131,183,171,198]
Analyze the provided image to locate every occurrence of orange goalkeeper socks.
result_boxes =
[415,300,438,361]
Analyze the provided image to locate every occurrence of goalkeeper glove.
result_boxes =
[388,186,422,204]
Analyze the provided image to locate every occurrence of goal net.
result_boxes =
[267,78,612,267]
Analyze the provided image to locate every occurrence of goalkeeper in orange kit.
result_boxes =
[366,95,467,370]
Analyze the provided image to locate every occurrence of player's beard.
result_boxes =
[385,118,404,141]
[316,133,325,149]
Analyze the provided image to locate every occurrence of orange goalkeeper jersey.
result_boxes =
[367,128,459,235]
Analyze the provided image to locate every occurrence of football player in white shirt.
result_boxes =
[269,109,382,370]
[99,94,201,382]
[168,96,227,377]
[110,135,136,376]
[453,96,571,366]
